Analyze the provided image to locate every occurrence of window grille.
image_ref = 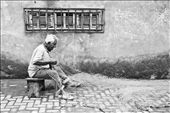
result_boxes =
[24,8,105,33]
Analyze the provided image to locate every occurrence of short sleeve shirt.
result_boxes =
[28,44,51,77]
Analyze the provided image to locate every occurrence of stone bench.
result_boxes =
[26,78,45,98]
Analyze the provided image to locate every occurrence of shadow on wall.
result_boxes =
[1,54,29,79]
[77,51,170,79]
[0,53,79,79]
[1,51,169,79]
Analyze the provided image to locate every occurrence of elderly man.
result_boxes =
[28,34,77,99]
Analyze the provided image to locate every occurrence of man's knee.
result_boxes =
[46,70,58,76]
[46,70,61,81]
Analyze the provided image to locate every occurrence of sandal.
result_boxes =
[60,93,74,100]
[68,81,81,87]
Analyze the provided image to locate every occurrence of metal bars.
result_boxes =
[24,8,105,33]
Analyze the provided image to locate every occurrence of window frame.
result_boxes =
[24,8,105,33]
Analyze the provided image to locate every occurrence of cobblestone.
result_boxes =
[1,78,170,113]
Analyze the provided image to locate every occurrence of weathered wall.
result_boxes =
[1,1,169,78]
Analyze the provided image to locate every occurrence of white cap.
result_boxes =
[45,34,59,43]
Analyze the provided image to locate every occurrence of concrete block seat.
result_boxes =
[26,77,81,98]
[26,78,45,98]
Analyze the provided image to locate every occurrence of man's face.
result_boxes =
[46,41,57,52]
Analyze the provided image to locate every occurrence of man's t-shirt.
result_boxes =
[28,44,51,77]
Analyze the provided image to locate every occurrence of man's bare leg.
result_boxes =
[35,69,74,99]
[51,65,68,80]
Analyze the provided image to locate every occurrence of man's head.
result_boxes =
[44,34,58,52]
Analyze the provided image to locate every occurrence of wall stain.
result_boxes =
[1,54,29,79]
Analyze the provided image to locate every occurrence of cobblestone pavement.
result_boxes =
[1,74,170,113]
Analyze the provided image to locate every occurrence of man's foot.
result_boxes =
[68,81,81,87]
[63,78,70,85]
[60,92,74,100]
[63,78,81,88]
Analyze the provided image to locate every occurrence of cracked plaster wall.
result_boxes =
[1,1,169,78]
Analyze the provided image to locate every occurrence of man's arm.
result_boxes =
[33,59,57,66]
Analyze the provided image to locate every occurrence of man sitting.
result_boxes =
[28,34,80,99]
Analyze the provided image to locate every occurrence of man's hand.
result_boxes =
[49,59,57,65]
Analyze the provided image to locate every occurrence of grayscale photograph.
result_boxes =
[0,0,170,113]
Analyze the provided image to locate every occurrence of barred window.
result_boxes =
[24,8,105,33]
